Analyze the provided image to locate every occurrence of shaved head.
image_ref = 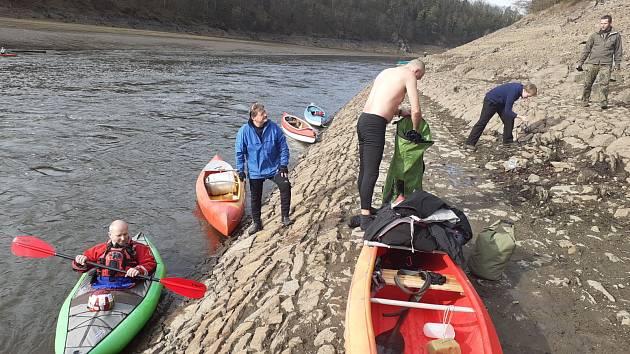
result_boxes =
[108,220,130,245]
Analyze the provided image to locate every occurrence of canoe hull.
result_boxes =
[304,104,329,126]
[55,233,165,354]
[345,245,503,354]
[281,112,317,144]
[195,155,245,236]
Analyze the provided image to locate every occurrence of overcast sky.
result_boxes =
[484,0,516,7]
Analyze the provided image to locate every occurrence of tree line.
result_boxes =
[6,0,522,46]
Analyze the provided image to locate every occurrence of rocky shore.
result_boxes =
[137,1,629,353]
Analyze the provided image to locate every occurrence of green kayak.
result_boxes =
[55,233,165,354]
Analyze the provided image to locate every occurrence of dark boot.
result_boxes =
[248,220,263,235]
[282,216,293,227]
[360,215,375,231]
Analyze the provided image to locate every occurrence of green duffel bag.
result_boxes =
[468,219,516,280]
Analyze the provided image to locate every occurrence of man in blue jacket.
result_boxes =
[464,82,537,150]
[236,102,292,235]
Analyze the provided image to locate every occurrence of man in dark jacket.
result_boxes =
[464,82,537,149]
[236,102,292,235]
[576,15,623,109]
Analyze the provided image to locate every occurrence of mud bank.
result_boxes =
[0,16,443,56]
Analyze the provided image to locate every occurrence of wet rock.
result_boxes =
[317,345,337,354]
[604,253,620,263]
[313,327,337,346]
[297,280,326,313]
[613,208,630,218]
[249,326,270,352]
[527,174,541,183]
[587,280,616,302]
[546,276,570,287]
[280,280,300,297]
[550,161,573,172]
[617,311,630,326]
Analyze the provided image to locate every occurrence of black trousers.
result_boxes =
[357,112,387,210]
[249,174,291,223]
[465,99,515,145]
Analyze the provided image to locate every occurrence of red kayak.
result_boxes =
[345,243,503,353]
[280,112,318,143]
[0,53,17,57]
[195,155,245,236]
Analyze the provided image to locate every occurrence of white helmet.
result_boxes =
[87,290,115,311]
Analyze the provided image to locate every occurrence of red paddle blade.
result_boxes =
[11,236,56,258]
[159,277,206,299]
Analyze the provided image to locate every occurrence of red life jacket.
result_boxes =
[97,242,138,278]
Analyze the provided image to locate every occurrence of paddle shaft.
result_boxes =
[55,251,158,282]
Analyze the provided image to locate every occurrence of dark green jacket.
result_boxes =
[579,29,623,67]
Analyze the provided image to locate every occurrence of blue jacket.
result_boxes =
[235,120,290,179]
[485,83,523,120]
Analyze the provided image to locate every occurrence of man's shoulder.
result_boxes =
[86,242,108,252]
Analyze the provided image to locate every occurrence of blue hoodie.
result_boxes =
[235,120,290,179]
[485,83,523,120]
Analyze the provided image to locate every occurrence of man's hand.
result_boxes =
[575,64,584,72]
[125,267,140,278]
[398,106,411,118]
[403,130,425,144]
[75,255,87,265]
[279,166,288,178]
[238,171,246,181]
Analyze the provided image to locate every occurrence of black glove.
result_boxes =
[238,171,246,181]
[279,166,288,174]
[403,130,424,144]
[575,64,583,72]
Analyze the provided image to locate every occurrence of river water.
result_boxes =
[0,50,389,353]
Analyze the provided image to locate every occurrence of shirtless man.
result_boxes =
[357,59,425,229]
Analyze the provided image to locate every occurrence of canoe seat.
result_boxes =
[205,171,235,196]
[381,269,464,293]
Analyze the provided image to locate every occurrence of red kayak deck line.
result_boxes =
[1,53,17,57]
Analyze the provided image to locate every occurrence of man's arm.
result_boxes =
[235,128,247,173]
[614,34,623,69]
[502,91,519,120]
[578,34,595,66]
[405,74,423,131]
[278,126,290,168]
[72,245,101,272]
[134,245,157,276]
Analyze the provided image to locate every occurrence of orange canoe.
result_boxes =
[195,155,245,236]
[345,243,503,354]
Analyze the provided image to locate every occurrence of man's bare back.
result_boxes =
[363,60,425,129]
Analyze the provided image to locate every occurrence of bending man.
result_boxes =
[357,59,425,230]
[464,82,537,149]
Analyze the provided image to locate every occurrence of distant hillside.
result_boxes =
[421,0,630,174]
[0,0,521,49]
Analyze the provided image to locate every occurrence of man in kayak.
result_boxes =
[236,102,292,235]
[356,59,425,230]
[464,82,537,150]
[72,220,157,289]
[0,47,5,54]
